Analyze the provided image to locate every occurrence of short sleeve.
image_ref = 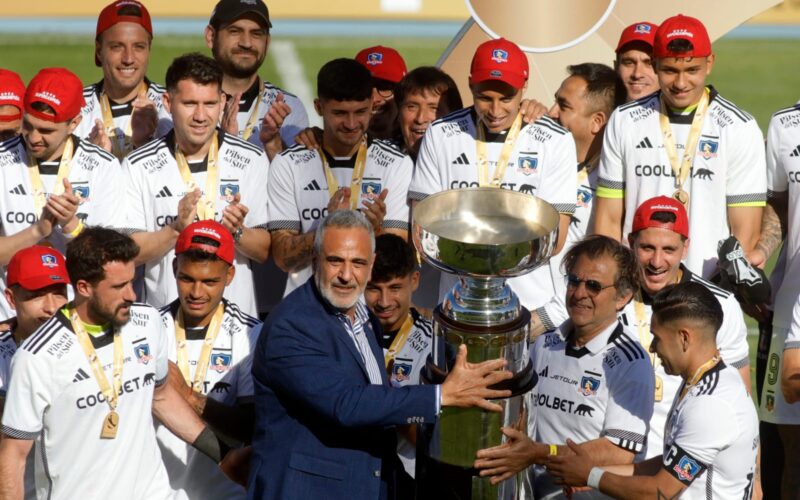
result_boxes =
[597,109,626,200]
[84,155,124,228]
[118,158,149,233]
[766,114,789,196]
[536,130,577,214]
[716,295,750,368]
[602,355,655,453]
[242,151,270,230]
[1,350,52,438]
[234,323,262,401]
[382,153,413,230]
[725,119,767,207]
[267,152,302,232]
[409,126,444,201]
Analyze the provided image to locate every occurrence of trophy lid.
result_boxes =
[412,188,559,278]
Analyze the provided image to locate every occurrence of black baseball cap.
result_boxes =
[209,0,271,29]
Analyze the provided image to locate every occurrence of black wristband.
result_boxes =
[192,426,231,463]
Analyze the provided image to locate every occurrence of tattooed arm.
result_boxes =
[752,191,788,267]
[270,229,315,273]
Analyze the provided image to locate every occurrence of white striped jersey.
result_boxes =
[75,79,173,147]
[598,87,767,278]
[119,129,269,316]
[155,299,261,500]
[409,107,577,311]
[0,304,172,500]
[0,135,122,320]
[528,321,654,498]
[268,138,413,296]
[662,362,758,499]
[618,266,750,459]
[231,79,309,149]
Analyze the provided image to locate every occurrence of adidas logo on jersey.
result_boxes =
[452,152,469,165]
[155,186,173,198]
[8,184,26,195]
[538,366,549,378]
[790,145,800,157]
[636,137,654,149]
[303,179,322,191]
[72,368,90,383]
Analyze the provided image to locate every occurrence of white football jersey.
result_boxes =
[119,129,269,316]
[231,79,309,149]
[662,362,758,499]
[410,108,577,310]
[75,79,173,152]
[0,136,122,320]
[155,299,261,500]
[528,321,654,498]
[598,88,767,278]
[618,267,750,459]
[268,138,413,296]
[0,305,172,500]
[0,328,15,398]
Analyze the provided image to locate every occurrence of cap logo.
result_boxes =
[490,70,502,77]
[366,52,383,65]
[634,24,651,34]
[194,226,222,239]
[34,91,61,106]
[491,49,508,63]
[0,92,20,102]
[41,254,58,268]
[650,204,679,212]
[667,29,694,38]
[241,0,257,4]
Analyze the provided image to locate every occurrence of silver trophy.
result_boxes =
[412,188,559,499]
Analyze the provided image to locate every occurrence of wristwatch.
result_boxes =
[232,226,244,243]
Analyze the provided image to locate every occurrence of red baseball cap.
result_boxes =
[175,220,235,265]
[0,69,25,122]
[355,46,407,84]
[469,38,528,89]
[632,196,689,238]
[616,22,658,53]
[7,246,70,291]
[24,68,85,123]
[653,14,711,59]
[96,0,153,66]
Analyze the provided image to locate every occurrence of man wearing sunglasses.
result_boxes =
[355,45,407,140]
[619,196,750,459]
[474,235,654,498]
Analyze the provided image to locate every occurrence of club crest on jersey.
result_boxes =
[634,23,652,34]
[72,185,90,205]
[220,183,240,203]
[577,188,593,208]
[674,456,701,482]
[366,52,383,65]
[697,139,718,160]
[210,352,232,372]
[361,181,382,202]
[135,344,152,364]
[578,376,600,396]
[491,49,508,63]
[41,254,58,268]
[517,156,538,175]
[392,362,412,383]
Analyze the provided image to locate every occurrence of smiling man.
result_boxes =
[593,14,766,279]
[355,45,407,140]
[619,196,750,461]
[614,22,659,102]
[410,38,576,312]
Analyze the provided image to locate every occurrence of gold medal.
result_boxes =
[100,410,120,439]
[654,375,663,402]
[673,188,689,208]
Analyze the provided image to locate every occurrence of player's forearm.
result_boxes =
[0,440,29,500]
[131,226,179,265]
[579,438,635,466]
[263,137,284,162]
[0,223,50,266]
[235,227,270,263]
[755,198,787,261]
[270,230,314,273]
[591,197,623,241]
[595,473,684,500]
[152,383,205,445]
[781,349,800,404]
[738,365,752,395]
[728,205,763,253]
[194,396,255,444]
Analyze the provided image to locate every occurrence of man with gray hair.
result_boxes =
[249,210,514,499]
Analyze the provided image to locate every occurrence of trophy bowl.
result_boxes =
[412,188,560,278]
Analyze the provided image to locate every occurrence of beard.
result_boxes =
[315,273,361,313]
[88,296,131,328]
[212,43,264,80]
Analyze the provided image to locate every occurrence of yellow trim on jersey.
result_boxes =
[596,186,624,199]
[727,201,766,208]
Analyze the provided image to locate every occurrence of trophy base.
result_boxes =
[416,447,523,500]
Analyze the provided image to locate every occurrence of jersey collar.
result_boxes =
[565,320,623,358]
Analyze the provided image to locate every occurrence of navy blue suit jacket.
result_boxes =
[248,280,438,500]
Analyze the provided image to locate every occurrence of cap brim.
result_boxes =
[15,275,70,291]
[469,70,526,89]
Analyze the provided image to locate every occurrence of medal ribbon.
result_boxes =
[319,137,368,210]
[241,85,265,141]
[678,352,720,402]
[175,132,219,220]
[174,303,226,394]
[475,112,523,187]
[27,138,74,217]
[99,81,147,159]
[70,310,123,418]
[384,314,414,369]
[658,88,710,200]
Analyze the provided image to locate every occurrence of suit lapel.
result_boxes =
[363,315,389,385]
[332,318,372,382]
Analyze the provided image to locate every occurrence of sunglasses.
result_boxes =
[565,273,616,296]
